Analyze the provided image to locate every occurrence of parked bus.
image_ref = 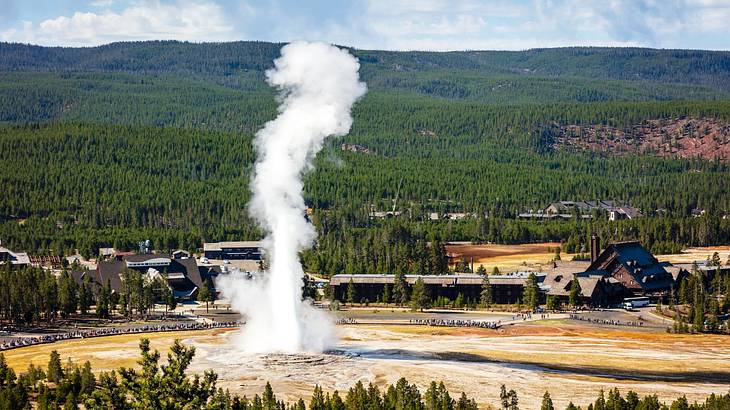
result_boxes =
[623,296,650,310]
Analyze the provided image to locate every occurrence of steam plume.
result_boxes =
[216,41,367,353]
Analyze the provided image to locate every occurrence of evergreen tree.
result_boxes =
[166,288,177,313]
[198,279,214,313]
[319,280,330,301]
[410,277,429,312]
[541,391,554,410]
[480,273,492,308]
[523,272,540,311]
[346,278,357,306]
[58,271,78,317]
[47,350,64,383]
[393,271,408,307]
[78,276,93,315]
[96,279,111,319]
[382,283,391,305]
[569,275,582,307]
[80,361,96,396]
[429,240,448,275]
[310,385,326,410]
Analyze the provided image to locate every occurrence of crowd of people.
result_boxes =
[0,321,241,351]
[409,318,501,329]
[569,314,644,327]
[511,312,533,321]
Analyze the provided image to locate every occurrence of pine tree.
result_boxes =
[382,284,391,305]
[80,361,96,395]
[523,273,540,311]
[569,275,582,307]
[78,276,93,315]
[96,279,110,319]
[393,271,408,307]
[198,279,214,313]
[541,391,554,410]
[166,288,177,313]
[47,350,64,383]
[480,274,492,308]
[410,277,429,312]
[310,385,326,410]
[58,271,78,317]
[346,278,357,306]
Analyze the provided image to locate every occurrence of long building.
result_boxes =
[203,241,262,260]
[329,272,545,305]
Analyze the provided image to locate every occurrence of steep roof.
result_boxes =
[543,269,609,298]
[96,260,125,292]
[95,255,203,294]
[70,270,100,287]
[588,241,674,293]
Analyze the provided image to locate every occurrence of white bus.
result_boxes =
[623,296,650,310]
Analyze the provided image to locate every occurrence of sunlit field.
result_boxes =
[4,320,729,409]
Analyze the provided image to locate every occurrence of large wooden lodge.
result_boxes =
[330,237,689,307]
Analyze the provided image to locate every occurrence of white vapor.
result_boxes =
[216,41,367,353]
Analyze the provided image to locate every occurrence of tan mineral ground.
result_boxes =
[4,321,730,409]
[191,322,730,409]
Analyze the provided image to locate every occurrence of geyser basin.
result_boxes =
[185,323,730,409]
[216,41,367,354]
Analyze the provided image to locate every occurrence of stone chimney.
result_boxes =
[590,234,600,263]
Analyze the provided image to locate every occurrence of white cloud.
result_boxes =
[89,0,115,7]
[0,0,236,46]
[353,0,730,50]
[0,0,728,50]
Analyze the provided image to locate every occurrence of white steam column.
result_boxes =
[217,41,367,353]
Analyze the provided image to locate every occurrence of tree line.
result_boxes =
[0,264,181,327]
[666,254,730,334]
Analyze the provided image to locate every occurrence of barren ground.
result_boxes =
[552,118,730,160]
[447,243,730,273]
[446,242,569,272]
[4,320,729,409]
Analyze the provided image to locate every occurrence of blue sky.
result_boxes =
[1,0,729,50]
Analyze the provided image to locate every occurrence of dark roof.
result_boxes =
[199,265,223,287]
[608,241,657,267]
[94,255,202,295]
[70,270,100,287]
[542,269,609,297]
[96,260,125,291]
[588,241,674,293]
[178,258,204,289]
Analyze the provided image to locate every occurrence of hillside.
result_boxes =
[3,42,730,89]
[1,41,730,261]
[547,117,730,160]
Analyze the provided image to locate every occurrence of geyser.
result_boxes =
[216,41,367,353]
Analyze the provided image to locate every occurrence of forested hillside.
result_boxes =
[1,41,730,268]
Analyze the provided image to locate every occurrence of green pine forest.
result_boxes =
[2,41,730,274]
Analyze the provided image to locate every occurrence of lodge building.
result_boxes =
[92,253,221,300]
[329,272,544,305]
[332,238,687,307]
[203,241,262,260]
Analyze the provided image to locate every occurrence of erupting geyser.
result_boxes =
[216,41,367,353]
